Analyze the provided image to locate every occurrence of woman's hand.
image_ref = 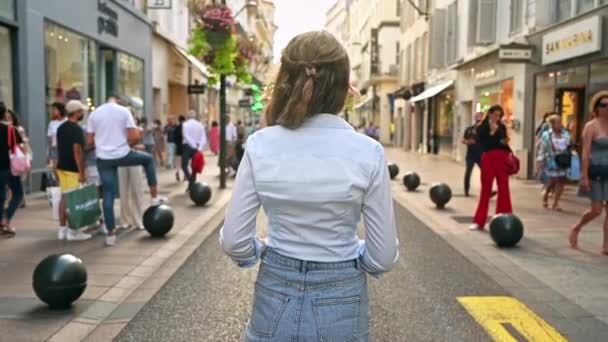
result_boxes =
[258,236,268,246]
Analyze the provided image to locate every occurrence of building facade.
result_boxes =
[395,0,608,178]
[1,0,153,182]
[340,0,400,144]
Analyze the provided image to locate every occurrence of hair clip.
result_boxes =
[305,66,317,77]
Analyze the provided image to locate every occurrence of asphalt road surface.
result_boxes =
[116,202,507,341]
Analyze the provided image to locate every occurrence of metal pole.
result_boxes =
[218,0,228,189]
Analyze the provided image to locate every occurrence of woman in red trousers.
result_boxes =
[470,105,513,230]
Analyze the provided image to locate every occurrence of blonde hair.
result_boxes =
[265,31,350,129]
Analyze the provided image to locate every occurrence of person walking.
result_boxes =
[220,31,399,341]
[164,116,178,169]
[469,105,513,231]
[48,102,67,171]
[0,102,25,237]
[570,91,608,254]
[118,115,147,230]
[536,112,557,194]
[7,110,31,207]
[153,119,165,168]
[86,95,167,246]
[56,100,92,241]
[537,114,572,211]
[141,117,155,156]
[182,113,207,190]
[462,112,483,197]
[174,115,185,182]
[209,121,220,155]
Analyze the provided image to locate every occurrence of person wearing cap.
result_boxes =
[56,100,92,241]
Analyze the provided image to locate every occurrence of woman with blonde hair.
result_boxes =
[220,31,399,341]
[537,114,572,210]
[570,90,608,254]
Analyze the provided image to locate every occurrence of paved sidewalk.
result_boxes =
[386,149,608,339]
[0,153,233,342]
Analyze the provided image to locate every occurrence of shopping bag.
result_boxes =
[8,126,30,176]
[567,153,582,181]
[64,183,102,230]
[46,186,61,221]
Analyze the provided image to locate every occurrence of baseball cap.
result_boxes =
[65,100,87,114]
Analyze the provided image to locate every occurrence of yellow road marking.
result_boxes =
[457,296,567,342]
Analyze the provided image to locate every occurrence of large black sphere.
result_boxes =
[189,182,212,206]
[387,163,400,180]
[490,214,524,247]
[33,254,87,309]
[402,172,421,191]
[429,183,452,209]
[143,204,175,237]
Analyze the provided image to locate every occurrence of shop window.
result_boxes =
[556,66,588,146]
[0,0,14,21]
[577,0,595,14]
[117,52,144,114]
[555,0,572,22]
[589,61,608,116]
[477,80,514,143]
[534,73,556,135]
[45,23,97,115]
[0,26,13,109]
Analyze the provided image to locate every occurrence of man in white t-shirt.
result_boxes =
[225,116,238,143]
[86,95,167,246]
[182,113,207,189]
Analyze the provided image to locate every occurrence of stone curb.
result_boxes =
[390,181,608,340]
[46,186,232,342]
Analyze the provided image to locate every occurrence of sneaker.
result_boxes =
[67,230,92,241]
[136,225,145,230]
[151,196,168,206]
[469,224,482,231]
[96,224,109,235]
[105,234,116,246]
[58,227,69,240]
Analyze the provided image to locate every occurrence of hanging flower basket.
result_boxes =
[206,30,231,49]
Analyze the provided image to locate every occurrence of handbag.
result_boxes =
[506,153,520,176]
[8,126,31,176]
[64,183,102,230]
[550,132,572,169]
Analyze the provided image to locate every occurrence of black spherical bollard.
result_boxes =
[189,182,212,206]
[143,204,175,237]
[402,172,421,191]
[489,214,524,248]
[387,163,399,180]
[429,183,452,209]
[33,254,87,309]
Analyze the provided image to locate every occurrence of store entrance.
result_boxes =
[556,87,586,151]
[99,48,116,102]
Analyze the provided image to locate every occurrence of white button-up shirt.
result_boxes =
[220,114,399,276]
[182,119,207,150]
[226,122,238,142]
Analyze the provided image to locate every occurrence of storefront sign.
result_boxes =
[499,48,532,62]
[148,0,172,9]
[542,16,602,65]
[370,28,379,75]
[98,1,119,37]
[475,69,496,81]
[187,84,206,94]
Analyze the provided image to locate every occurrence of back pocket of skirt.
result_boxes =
[250,283,290,338]
[312,295,360,342]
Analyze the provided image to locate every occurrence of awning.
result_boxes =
[174,47,211,78]
[409,80,454,103]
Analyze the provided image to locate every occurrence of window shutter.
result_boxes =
[429,8,446,68]
[476,0,497,45]
[446,2,458,64]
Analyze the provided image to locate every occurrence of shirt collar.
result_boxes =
[301,114,353,130]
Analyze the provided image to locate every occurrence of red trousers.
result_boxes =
[473,149,513,227]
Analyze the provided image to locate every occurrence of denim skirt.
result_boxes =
[244,248,369,342]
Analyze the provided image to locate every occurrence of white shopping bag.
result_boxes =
[46,186,61,221]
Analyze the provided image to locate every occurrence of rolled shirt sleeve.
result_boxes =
[219,149,263,267]
[359,145,400,276]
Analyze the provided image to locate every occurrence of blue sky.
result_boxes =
[272,0,336,62]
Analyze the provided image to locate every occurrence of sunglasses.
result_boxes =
[598,102,608,109]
